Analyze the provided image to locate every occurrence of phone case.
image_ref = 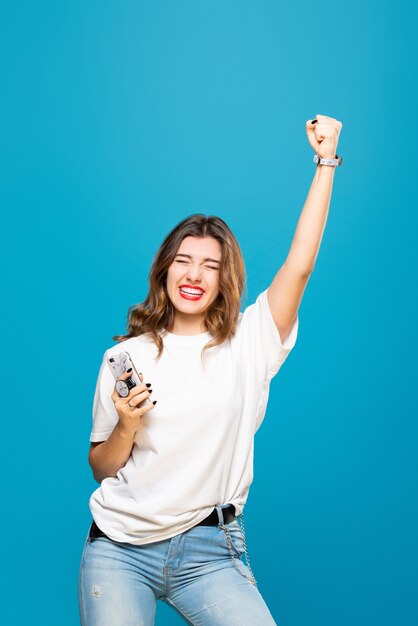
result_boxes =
[106,351,151,407]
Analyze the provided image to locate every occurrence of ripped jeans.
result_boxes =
[78,506,277,625]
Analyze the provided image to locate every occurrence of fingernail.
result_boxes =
[311,119,317,124]
[149,389,153,394]
[127,368,132,373]
[146,383,151,388]
[153,400,157,405]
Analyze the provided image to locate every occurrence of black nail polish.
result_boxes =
[149,389,153,394]
[127,368,132,373]
[146,383,151,388]
[153,400,157,405]
[312,119,318,124]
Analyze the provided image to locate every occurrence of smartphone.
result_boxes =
[106,351,151,407]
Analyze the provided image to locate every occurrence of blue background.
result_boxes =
[2,1,417,625]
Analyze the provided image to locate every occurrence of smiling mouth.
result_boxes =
[179,287,204,300]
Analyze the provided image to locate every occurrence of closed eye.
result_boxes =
[175,260,218,270]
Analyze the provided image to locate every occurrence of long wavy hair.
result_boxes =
[113,214,247,362]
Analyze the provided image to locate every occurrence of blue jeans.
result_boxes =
[78,507,277,625]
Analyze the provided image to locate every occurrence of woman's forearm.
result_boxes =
[287,164,336,274]
[89,422,137,483]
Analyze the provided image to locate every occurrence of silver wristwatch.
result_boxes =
[313,154,343,167]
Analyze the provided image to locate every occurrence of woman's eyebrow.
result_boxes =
[175,253,221,264]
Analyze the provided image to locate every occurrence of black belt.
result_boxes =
[89,504,236,540]
[195,504,236,526]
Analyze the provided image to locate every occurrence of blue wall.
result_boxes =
[2,1,416,625]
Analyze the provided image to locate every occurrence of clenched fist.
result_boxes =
[306,113,343,159]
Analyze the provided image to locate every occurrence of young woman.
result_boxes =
[79,114,343,626]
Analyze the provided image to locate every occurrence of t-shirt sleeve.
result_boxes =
[238,287,299,382]
[90,351,119,442]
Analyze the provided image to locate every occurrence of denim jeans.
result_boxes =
[78,507,277,625]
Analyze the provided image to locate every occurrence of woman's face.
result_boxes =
[166,236,222,333]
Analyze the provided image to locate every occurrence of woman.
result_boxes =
[79,114,343,626]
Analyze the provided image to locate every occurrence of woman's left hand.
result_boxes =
[306,114,343,159]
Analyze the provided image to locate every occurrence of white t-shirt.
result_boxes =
[89,287,299,545]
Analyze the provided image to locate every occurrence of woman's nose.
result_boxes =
[186,264,202,281]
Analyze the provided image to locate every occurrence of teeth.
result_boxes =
[180,288,203,295]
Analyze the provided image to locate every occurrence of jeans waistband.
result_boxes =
[89,504,236,541]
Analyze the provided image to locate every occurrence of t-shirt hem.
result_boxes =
[92,506,218,545]
[90,431,113,442]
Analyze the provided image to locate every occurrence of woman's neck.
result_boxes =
[169,313,208,336]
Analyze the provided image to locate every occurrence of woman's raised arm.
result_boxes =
[267,113,343,344]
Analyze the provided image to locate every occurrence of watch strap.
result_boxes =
[313,154,343,167]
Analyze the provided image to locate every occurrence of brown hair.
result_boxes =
[113,214,247,362]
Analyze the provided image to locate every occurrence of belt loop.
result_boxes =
[215,505,225,526]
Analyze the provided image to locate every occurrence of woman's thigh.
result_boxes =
[78,537,157,626]
[166,560,277,626]
[164,521,277,626]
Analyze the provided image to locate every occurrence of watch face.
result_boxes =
[115,380,129,397]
